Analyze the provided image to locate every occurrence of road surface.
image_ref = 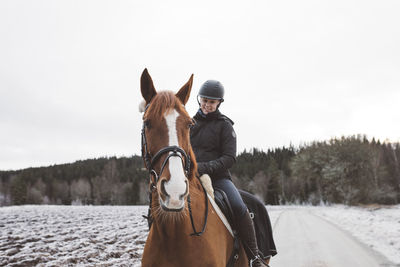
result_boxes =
[271,209,392,267]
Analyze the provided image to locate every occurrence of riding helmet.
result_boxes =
[198,80,225,102]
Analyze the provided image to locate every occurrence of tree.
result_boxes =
[10,175,27,205]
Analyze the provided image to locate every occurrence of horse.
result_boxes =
[139,68,249,267]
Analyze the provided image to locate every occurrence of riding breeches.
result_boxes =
[211,178,247,218]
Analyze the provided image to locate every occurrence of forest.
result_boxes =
[1,135,399,206]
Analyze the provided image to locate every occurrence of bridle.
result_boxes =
[141,136,191,185]
[141,102,208,236]
[141,119,191,185]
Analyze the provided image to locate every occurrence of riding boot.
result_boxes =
[237,210,269,267]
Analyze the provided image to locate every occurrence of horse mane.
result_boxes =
[144,91,197,180]
[144,91,189,120]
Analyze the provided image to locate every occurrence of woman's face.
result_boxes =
[200,97,220,114]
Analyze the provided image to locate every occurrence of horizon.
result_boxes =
[1,133,397,172]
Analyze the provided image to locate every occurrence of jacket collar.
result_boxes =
[194,108,221,121]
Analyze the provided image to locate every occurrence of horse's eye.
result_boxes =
[144,120,151,129]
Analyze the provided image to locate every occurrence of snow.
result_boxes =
[0,205,399,266]
[0,206,148,266]
[311,204,400,265]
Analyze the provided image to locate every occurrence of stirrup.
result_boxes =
[250,255,269,267]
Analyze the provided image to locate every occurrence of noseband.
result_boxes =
[141,116,191,183]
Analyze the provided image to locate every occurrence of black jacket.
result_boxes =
[190,109,237,180]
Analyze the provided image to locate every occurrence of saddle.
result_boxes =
[214,188,277,262]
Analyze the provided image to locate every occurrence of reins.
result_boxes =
[187,184,209,236]
[141,102,208,236]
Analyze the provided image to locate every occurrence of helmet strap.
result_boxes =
[197,95,201,106]
[217,99,223,108]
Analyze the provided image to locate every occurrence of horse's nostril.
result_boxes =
[160,180,169,197]
[179,180,189,200]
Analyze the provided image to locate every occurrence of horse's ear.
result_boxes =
[176,74,193,105]
[141,68,157,104]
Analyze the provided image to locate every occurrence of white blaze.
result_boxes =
[163,110,187,205]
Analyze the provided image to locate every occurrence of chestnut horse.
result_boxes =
[139,69,248,267]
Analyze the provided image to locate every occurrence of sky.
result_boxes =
[1,0,399,170]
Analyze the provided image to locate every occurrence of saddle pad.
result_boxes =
[207,193,234,237]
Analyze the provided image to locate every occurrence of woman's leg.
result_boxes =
[212,178,247,218]
[212,179,268,267]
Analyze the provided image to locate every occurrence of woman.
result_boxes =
[190,80,268,267]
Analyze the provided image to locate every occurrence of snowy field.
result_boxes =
[0,206,148,267]
[0,204,399,266]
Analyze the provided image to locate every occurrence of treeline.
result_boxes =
[0,157,149,206]
[233,135,400,205]
[1,135,399,206]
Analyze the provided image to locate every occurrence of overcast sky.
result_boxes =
[1,0,399,170]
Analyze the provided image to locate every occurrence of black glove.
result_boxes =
[197,162,208,176]
[197,160,222,176]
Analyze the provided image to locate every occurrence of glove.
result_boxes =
[197,162,208,176]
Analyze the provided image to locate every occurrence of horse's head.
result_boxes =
[140,69,196,212]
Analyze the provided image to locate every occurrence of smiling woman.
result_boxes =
[199,97,220,114]
[197,79,224,113]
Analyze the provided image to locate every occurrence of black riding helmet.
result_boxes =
[197,80,225,107]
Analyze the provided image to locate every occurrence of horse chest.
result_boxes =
[144,226,219,267]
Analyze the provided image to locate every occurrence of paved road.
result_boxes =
[271,209,390,267]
